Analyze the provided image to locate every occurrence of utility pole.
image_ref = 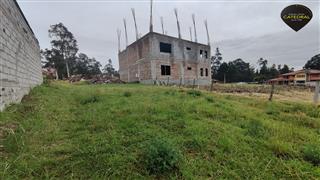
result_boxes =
[131,8,139,40]
[123,18,128,47]
[192,14,197,43]
[174,8,181,39]
[149,0,153,32]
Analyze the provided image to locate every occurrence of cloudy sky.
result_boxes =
[18,0,319,70]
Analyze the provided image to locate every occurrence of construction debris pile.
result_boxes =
[69,74,124,84]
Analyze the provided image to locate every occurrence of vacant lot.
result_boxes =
[1,82,320,179]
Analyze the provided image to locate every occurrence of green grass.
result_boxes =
[0,81,320,179]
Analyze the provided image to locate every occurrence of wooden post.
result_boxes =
[179,77,182,88]
[314,81,320,104]
[210,80,214,92]
[167,77,169,86]
[269,83,275,101]
[192,79,195,89]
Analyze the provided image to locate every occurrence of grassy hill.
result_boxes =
[1,82,320,179]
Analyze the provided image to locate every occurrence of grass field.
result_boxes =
[1,81,320,179]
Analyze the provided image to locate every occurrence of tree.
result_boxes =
[211,47,223,79]
[41,48,68,79]
[103,59,115,76]
[216,62,228,83]
[257,58,268,75]
[280,64,290,74]
[269,64,279,78]
[304,54,320,70]
[216,59,254,83]
[74,53,102,76]
[48,23,78,78]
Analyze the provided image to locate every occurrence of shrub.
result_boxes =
[123,91,132,97]
[205,96,214,103]
[164,90,176,96]
[80,95,99,105]
[246,120,266,138]
[43,77,51,86]
[306,107,320,118]
[187,90,202,97]
[268,140,295,158]
[143,138,181,175]
[303,144,320,166]
[217,136,233,153]
[184,137,204,152]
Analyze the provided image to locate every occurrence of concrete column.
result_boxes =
[151,60,156,80]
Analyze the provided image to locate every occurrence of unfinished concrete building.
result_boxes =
[118,1,211,85]
[118,32,211,85]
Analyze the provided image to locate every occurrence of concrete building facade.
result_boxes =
[118,32,211,85]
[0,0,42,111]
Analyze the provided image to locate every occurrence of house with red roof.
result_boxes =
[268,69,320,86]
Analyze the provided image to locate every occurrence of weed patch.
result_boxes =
[205,96,214,103]
[268,140,295,159]
[80,95,100,105]
[123,91,132,97]
[303,144,320,166]
[143,138,181,175]
[216,136,233,153]
[187,90,202,97]
[246,120,267,138]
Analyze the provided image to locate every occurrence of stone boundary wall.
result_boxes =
[0,0,42,111]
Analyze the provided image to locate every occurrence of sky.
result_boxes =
[17,0,319,70]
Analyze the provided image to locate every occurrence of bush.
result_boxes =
[246,120,266,138]
[205,96,214,103]
[187,90,202,97]
[143,138,181,175]
[123,91,132,97]
[303,144,320,166]
[268,140,295,158]
[80,95,99,105]
[184,137,204,152]
[217,136,233,153]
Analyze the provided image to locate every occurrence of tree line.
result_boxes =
[211,47,320,83]
[41,23,118,79]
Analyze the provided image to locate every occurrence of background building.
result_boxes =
[268,69,320,86]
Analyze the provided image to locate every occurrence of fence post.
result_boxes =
[210,80,214,92]
[167,77,169,86]
[269,83,275,101]
[179,77,182,88]
[192,79,195,89]
[314,81,319,104]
